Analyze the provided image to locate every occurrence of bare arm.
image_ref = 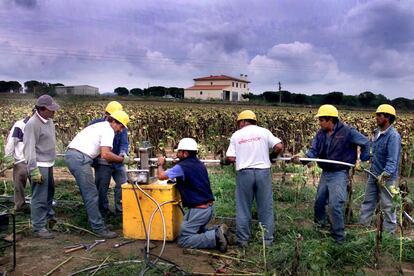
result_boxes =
[273,142,283,156]
[100,146,124,163]
[157,156,169,180]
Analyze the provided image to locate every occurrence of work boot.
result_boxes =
[94,228,118,239]
[32,228,54,239]
[215,224,228,253]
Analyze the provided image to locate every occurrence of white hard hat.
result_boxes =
[175,138,198,151]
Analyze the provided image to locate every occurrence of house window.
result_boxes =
[210,82,213,85]
[200,91,203,95]
[244,84,246,88]
[232,82,234,87]
[236,83,238,88]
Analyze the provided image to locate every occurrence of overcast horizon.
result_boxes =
[1,0,413,99]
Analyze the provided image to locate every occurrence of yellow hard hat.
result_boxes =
[315,104,339,118]
[237,110,257,122]
[105,101,123,115]
[110,110,129,128]
[376,104,396,116]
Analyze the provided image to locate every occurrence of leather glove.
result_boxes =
[291,153,306,165]
[269,152,278,163]
[377,171,390,187]
[3,155,14,169]
[30,168,43,184]
[355,161,370,172]
[220,157,231,166]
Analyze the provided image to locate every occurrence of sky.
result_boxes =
[0,0,413,99]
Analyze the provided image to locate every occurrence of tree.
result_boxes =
[0,81,22,93]
[130,88,143,96]
[114,87,129,96]
[324,92,343,105]
[24,80,40,94]
[358,91,377,107]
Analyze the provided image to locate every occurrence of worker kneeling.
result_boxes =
[157,138,228,253]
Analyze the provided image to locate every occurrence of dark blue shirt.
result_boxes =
[306,121,370,171]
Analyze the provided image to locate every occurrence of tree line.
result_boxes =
[0,80,64,97]
[243,90,414,110]
[1,79,413,110]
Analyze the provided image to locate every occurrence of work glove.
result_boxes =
[291,153,306,165]
[377,171,391,187]
[122,155,135,165]
[3,155,14,169]
[220,157,231,166]
[30,168,43,184]
[355,161,370,172]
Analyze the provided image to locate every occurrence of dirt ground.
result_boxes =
[0,168,237,275]
[1,168,414,275]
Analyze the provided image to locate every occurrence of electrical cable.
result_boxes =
[133,183,167,276]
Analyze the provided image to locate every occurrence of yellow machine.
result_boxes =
[122,182,182,241]
[122,142,183,241]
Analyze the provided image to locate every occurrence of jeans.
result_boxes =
[30,166,55,231]
[359,175,397,232]
[314,170,348,242]
[236,168,274,245]
[94,164,126,214]
[13,162,28,211]
[65,149,106,231]
[177,206,216,248]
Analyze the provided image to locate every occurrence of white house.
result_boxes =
[55,85,99,96]
[184,74,250,101]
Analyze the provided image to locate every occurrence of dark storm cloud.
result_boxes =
[0,0,413,98]
[14,0,37,9]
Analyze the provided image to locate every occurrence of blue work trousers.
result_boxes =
[177,206,216,249]
[314,170,348,242]
[236,168,274,245]
[359,175,397,233]
[65,149,106,231]
[94,164,126,214]
[30,166,55,231]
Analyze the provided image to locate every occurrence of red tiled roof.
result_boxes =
[185,85,230,90]
[193,74,250,83]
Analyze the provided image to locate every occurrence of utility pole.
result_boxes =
[278,81,282,105]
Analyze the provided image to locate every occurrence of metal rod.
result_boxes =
[275,157,355,167]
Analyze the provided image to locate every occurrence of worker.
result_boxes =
[3,113,32,213]
[292,104,370,243]
[359,104,401,233]
[157,138,228,253]
[23,95,60,239]
[223,110,283,248]
[65,110,132,239]
[89,101,128,218]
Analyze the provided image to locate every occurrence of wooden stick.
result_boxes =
[44,256,73,276]
[191,273,261,276]
[91,256,110,276]
[183,249,255,264]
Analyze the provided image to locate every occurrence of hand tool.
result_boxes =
[113,240,135,248]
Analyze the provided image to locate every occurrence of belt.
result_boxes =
[194,201,214,209]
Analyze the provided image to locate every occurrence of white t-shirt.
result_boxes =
[68,121,114,159]
[226,125,282,171]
